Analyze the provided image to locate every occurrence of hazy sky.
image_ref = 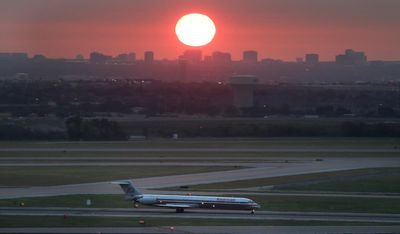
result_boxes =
[1,0,399,60]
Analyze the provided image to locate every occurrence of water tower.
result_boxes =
[229,75,258,108]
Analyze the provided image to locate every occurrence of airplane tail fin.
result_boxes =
[111,180,142,200]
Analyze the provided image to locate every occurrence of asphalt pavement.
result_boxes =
[1,226,400,234]
[1,147,399,152]
[1,207,400,223]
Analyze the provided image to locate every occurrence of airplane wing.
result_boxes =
[155,203,199,208]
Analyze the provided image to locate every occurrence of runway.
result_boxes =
[1,147,399,153]
[1,207,400,223]
[0,156,317,161]
[1,226,400,234]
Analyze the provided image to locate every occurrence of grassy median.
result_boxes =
[176,168,400,193]
[0,138,399,149]
[0,166,241,186]
[2,194,400,214]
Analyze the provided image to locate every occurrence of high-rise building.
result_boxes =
[336,49,367,65]
[204,56,212,63]
[229,75,258,108]
[243,51,258,63]
[212,51,231,64]
[127,53,136,63]
[114,53,136,64]
[144,51,154,63]
[181,50,202,63]
[305,54,319,65]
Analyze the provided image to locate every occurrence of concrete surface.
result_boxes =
[1,207,400,223]
[1,226,400,234]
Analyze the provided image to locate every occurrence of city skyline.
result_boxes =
[1,48,371,63]
[1,0,399,61]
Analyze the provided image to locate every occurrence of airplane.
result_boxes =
[112,180,261,214]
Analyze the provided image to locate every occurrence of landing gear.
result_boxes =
[176,208,184,213]
[251,209,255,215]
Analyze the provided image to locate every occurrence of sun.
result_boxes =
[175,13,216,47]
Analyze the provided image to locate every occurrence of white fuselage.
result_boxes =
[136,194,260,211]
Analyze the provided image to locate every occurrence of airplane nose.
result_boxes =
[253,203,261,209]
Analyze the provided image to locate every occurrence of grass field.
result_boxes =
[282,173,400,193]
[0,137,399,149]
[2,194,400,214]
[0,166,241,186]
[0,194,131,208]
[2,152,400,159]
[0,216,394,227]
[1,138,399,159]
[249,195,400,214]
[175,168,400,193]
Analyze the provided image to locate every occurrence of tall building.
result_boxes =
[305,54,319,65]
[127,53,136,63]
[243,51,258,63]
[115,53,136,64]
[181,50,202,63]
[212,51,231,64]
[114,53,136,64]
[336,49,367,65]
[204,56,212,63]
[144,51,154,63]
[229,75,258,108]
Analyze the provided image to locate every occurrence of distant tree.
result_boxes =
[378,106,395,117]
[31,54,47,62]
[316,105,334,116]
[65,115,82,140]
[65,116,126,141]
[335,106,352,116]
[223,105,240,117]
[341,121,366,137]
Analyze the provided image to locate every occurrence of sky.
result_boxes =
[0,0,399,61]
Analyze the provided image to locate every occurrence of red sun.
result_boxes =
[175,13,216,47]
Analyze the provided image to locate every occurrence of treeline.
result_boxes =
[0,123,65,140]
[0,119,399,140]
[121,120,400,138]
[65,116,126,140]
[0,117,126,140]
[1,80,399,118]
